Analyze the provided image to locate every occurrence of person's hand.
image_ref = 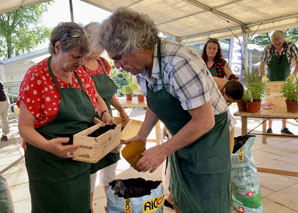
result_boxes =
[286,73,297,81]
[119,109,129,121]
[102,111,114,125]
[124,135,147,145]
[44,137,80,158]
[262,76,269,84]
[136,145,168,173]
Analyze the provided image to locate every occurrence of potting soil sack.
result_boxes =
[231,136,263,213]
[0,175,14,213]
[107,178,163,213]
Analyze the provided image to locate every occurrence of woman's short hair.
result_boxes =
[49,22,89,55]
[271,30,285,43]
[99,7,159,55]
[84,22,104,56]
[201,38,223,63]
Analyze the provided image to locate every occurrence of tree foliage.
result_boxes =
[0,3,51,59]
[248,27,298,48]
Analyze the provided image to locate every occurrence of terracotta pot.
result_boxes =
[137,94,144,102]
[246,101,261,113]
[285,100,298,113]
[237,101,247,112]
[126,94,132,101]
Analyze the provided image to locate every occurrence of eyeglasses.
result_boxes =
[58,28,82,41]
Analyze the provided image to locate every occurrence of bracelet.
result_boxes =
[99,110,107,120]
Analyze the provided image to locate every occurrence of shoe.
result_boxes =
[266,128,272,134]
[1,135,8,141]
[281,128,294,135]
[164,199,174,210]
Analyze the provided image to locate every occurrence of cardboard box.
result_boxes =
[73,122,121,163]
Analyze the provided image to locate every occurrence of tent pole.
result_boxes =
[69,0,74,22]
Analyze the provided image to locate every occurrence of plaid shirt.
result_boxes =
[261,41,298,65]
[136,38,236,130]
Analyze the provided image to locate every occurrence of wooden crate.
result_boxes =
[73,122,121,163]
[266,81,284,95]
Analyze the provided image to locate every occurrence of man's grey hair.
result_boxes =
[272,30,285,43]
[99,7,159,55]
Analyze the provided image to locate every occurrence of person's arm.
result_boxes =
[110,95,129,120]
[95,92,113,124]
[229,127,234,156]
[137,101,215,173]
[259,61,265,76]
[125,107,159,144]
[18,101,79,158]
[294,58,298,74]
[223,62,234,79]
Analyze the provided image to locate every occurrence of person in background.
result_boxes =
[0,81,9,141]
[17,22,113,213]
[99,8,232,213]
[78,22,129,212]
[202,38,238,79]
[259,30,298,135]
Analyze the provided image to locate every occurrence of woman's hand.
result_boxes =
[119,109,129,121]
[44,137,80,158]
[101,111,114,125]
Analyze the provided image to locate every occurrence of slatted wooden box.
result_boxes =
[266,81,284,95]
[73,121,121,163]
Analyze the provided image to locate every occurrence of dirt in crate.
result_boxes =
[88,124,116,137]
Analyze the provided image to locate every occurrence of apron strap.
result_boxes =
[97,58,109,78]
[157,39,166,88]
[47,56,87,94]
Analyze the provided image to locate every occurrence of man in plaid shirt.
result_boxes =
[99,7,233,213]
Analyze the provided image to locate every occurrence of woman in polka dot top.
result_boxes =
[17,22,113,212]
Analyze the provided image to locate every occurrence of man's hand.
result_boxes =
[262,76,269,84]
[286,73,297,82]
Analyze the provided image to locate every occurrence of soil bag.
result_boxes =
[0,175,15,213]
[233,135,255,154]
[107,178,163,213]
[231,136,263,213]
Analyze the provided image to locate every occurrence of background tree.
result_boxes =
[249,27,298,48]
[0,3,51,60]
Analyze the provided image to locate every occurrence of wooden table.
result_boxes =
[234,97,298,177]
[118,97,162,145]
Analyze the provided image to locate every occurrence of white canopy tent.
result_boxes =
[0,0,51,14]
[81,0,298,45]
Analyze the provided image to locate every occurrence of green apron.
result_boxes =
[209,66,218,77]
[267,54,291,81]
[146,40,231,212]
[86,58,120,174]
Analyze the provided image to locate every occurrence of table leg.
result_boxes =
[241,117,247,136]
[262,118,267,144]
[155,120,161,145]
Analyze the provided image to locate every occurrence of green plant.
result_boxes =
[122,85,134,95]
[243,69,265,102]
[282,77,298,101]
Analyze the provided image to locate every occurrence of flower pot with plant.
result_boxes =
[243,69,265,113]
[282,77,298,112]
[122,85,133,101]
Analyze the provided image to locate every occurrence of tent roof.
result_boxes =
[82,0,298,44]
[0,0,51,14]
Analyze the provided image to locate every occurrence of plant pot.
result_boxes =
[126,94,132,101]
[246,101,261,113]
[137,94,144,103]
[285,100,298,113]
[237,101,246,112]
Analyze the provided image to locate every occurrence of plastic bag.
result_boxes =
[0,175,15,213]
[231,136,263,213]
[107,178,163,213]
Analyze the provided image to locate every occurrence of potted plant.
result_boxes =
[282,77,298,112]
[243,69,266,113]
[237,90,249,111]
[122,85,133,101]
